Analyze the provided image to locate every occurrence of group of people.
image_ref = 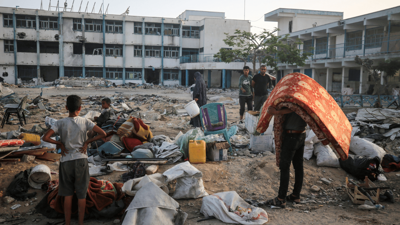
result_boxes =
[40,67,307,225]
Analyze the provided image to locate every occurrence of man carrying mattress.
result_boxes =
[265,107,306,208]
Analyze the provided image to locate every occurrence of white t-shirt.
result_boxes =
[51,116,95,162]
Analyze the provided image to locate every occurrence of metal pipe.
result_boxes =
[82,14,85,77]
[185,69,188,87]
[141,18,145,84]
[363,25,366,56]
[343,29,347,58]
[12,10,18,85]
[58,12,64,77]
[122,15,126,84]
[208,70,211,88]
[387,20,391,53]
[161,18,164,85]
[36,10,40,82]
[222,69,226,89]
[102,14,106,78]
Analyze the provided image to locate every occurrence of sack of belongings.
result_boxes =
[339,155,383,181]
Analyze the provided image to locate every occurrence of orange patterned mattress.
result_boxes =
[256,73,352,166]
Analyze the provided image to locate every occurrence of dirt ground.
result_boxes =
[1,86,400,225]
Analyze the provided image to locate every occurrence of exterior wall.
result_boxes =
[0,66,15,84]
[293,14,342,34]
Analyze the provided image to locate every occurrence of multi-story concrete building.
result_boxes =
[0,7,251,88]
[265,6,400,94]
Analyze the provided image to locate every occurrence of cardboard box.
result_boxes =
[206,142,229,161]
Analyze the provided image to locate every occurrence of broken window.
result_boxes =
[134,22,142,34]
[163,69,179,80]
[65,67,83,77]
[105,45,123,57]
[289,21,292,33]
[3,14,13,27]
[73,43,83,54]
[164,24,179,36]
[365,27,385,49]
[182,26,200,38]
[346,31,363,51]
[315,37,327,54]
[164,47,179,58]
[145,23,161,35]
[85,43,104,55]
[145,46,161,57]
[73,19,82,31]
[18,66,37,80]
[17,41,37,53]
[86,68,103,77]
[39,17,58,30]
[16,15,36,28]
[85,19,102,32]
[199,47,204,53]
[134,45,142,57]
[106,68,123,79]
[106,20,123,33]
[4,40,14,53]
[40,42,59,53]
[126,69,142,80]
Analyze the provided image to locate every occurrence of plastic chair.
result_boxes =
[1,95,28,128]
[199,103,232,152]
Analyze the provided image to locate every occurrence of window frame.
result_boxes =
[134,22,142,34]
[106,68,123,80]
[64,67,83,77]
[315,37,328,55]
[145,23,161,35]
[134,45,142,57]
[3,14,13,27]
[105,20,123,33]
[84,19,103,32]
[163,46,179,58]
[365,27,384,49]
[163,69,179,80]
[182,26,200,38]
[346,30,363,51]
[105,45,123,57]
[16,15,36,29]
[86,68,103,78]
[145,46,161,58]
[73,18,82,31]
[164,24,179,36]
[125,69,142,80]
[39,17,58,30]
[4,40,14,53]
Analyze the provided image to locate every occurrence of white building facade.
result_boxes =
[265,7,400,94]
[0,7,251,88]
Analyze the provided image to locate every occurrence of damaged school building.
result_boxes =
[0,7,250,88]
[267,6,400,94]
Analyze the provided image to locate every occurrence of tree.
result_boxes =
[214,28,312,75]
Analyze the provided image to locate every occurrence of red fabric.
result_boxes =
[383,162,400,173]
[256,73,352,167]
[48,177,125,214]
[122,137,143,152]
[0,139,25,147]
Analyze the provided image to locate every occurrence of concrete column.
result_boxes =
[208,70,211,88]
[381,71,384,85]
[362,25,366,56]
[387,20,391,53]
[311,68,315,79]
[185,69,188,87]
[341,67,345,92]
[343,29,347,58]
[160,18,164,85]
[222,69,226,89]
[359,66,363,94]
[178,70,182,86]
[36,11,40,81]
[326,68,330,91]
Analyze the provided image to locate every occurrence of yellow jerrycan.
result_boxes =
[189,140,206,164]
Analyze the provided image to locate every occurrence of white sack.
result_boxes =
[249,134,274,152]
[350,136,386,160]
[303,130,320,160]
[314,143,340,167]
[122,174,168,197]
[200,191,268,225]
[163,161,208,199]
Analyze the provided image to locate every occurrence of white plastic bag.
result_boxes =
[303,130,319,160]
[83,111,101,121]
[163,161,208,199]
[350,136,386,160]
[314,143,339,167]
[200,191,268,225]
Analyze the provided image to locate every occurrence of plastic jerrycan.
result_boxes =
[19,133,41,146]
[189,140,206,164]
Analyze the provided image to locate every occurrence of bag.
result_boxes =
[339,155,382,181]
[122,162,146,183]
[350,136,386,160]
[122,137,143,152]
[314,143,339,168]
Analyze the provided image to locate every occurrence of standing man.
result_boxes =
[265,106,307,208]
[238,66,253,121]
[252,65,276,111]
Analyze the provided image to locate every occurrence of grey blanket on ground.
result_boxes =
[153,142,183,164]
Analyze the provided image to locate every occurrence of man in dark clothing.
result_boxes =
[190,72,207,127]
[252,65,276,111]
[265,106,307,208]
[238,66,253,121]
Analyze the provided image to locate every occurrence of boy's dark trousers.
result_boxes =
[278,132,306,200]
[239,95,253,116]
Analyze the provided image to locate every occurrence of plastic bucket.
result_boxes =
[28,164,51,189]
[184,100,200,118]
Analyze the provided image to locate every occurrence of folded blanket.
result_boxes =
[48,177,124,214]
[256,73,352,166]
[117,118,153,143]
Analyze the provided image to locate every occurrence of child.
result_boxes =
[94,98,112,128]
[42,95,106,225]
